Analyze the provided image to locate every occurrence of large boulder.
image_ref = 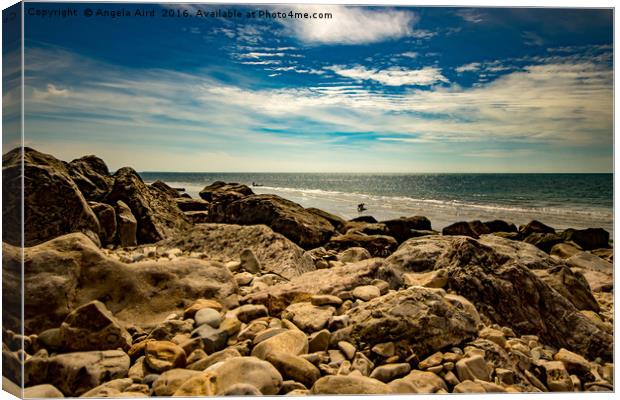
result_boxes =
[331,287,479,357]
[67,155,113,201]
[325,233,398,257]
[242,259,396,316]
[211,356,283,395]
[385,235,612,360]
[157,224,315,280]
[150,180,181,199]
[381,216,432,243]
[209,194,335,249]
[442,220,490,238]
[533,266,599,312]
[199,181,253,203]
[24,350,130,397]
[3,147,101,247]
[306,208,347,232]
[89,202,117,245]
[3,233,237,334]
[519,220,555,237]
[105,167,190,243]
[561,228,610,250]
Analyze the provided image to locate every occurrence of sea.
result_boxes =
[140,172,614,236]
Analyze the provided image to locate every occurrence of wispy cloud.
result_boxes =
[456,9,485,23]
[326,65,449,86]
[455,62,481,73]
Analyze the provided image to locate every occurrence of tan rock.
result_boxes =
[554,348,591,375]
[544,361,574,392]
[369,363,411,382]
[352,285,381,301]
[403,269,448,288]
[172,372,217,396]
[145,341,186,373]
[265,351,321,388]
[311,375,392,394]
[152,369,202,396]
[281,302,335,332]
[390,370,447,393]
[213,356,283,395]
[418,352,443,370]
[453,380,486,393]
[252,329,308,360]
[183,299,223,319]
[455,355,491,382]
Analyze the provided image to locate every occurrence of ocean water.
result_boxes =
[140,172,614,235]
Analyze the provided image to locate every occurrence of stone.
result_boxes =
[232,304,269,323]
[418,352,443,370]
[351,285,381,301]
[105,167,190,243]
[90,202,117,245]
[390,370,447,393]
[78,378,134,397]
[554,348,592,375]
[187,348,242,371]
[495,368,515,385]
[219,383,263,395]
[453,380,487,393]
[174,197,210,212]
[234,271,254,286]
[520,220,555,237]
[212,356,283,395]
[219,317,242,337]
[252,329,309,360]
[144,341,186,373]
[331,287,479,357]
[183,299,223,319]
[338,342,357,360]
[311,375,391,394]
[239,248,261,273]
[369,363,411,382]
[128,356,149,381]
[308,330,330,353]
[172,372,217,396]
[455,355,491,382]
[310,295,342,307]
[254,328,289,345]
[191,325,228,354]
[550,243,582,259]
[533,266,599,311]
[442,221,487,238]
[523,232,564,253]
[561,228,610,250]
[483,219,517,233]
[566,252,613,273]
[23,384,65,398]
[24,350,130,397]
[337,247,372,263]
[67,155,114,201]
[351,352,374,376]
[325,233,398,257]
[479,327,507,348]
[381,216,433,243]
[152,369,202,396]
[371,342,395,358]
[209,194,334,249]
[115,200,138,247]
[147,319,194,342]
[403,269,448,288]
[544,361,574,391]
[194,308,221,328]
[306,208,347,232]
[3,147,101,247]
[281,302,335,332]
[199,181,254,203]
[265,351,321,388]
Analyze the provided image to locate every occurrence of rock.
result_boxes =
[254,328,288,345]
[310,294,342,307]
[442,221,488,238]
[105,167,190,244]
[337,342,357,360]
[281,302,335,332]
[520,220,555,237]
[523,232,563,253]
[561,228,609,250]
[66,155,113,201]
[58,300,131,352]
[306,208,347,232]
[385,235,612,360]
[455,355,491,382]
[251,329,308,360]
[389,370,447,393]
[232,304,269,323]
[550,243,582,259]
[239,248,261,273]
[308,330,330,353]
[174,197,210,212]
[453,380,486,393]
[191,325,228,354]
[199,181,254,203]
[219,383,263,395]
[172,372,217,396]
[351,285,381,301]
[183,210,210,224]
[90,202,117,245]
[150,180,181,198]
[325,233,398,257]
[194,308,221,328]
[403,269,448,288]
[554,348,591,376]
[152,369,202,396]
[478,327,506,348]
[3,233,236,334]
[187,348,242,371]
[24,350,130,397]
[212,356,283,395]
[331,287,478,358]
[114,200,138,247]
[242,259,394,316]
[311,375,391,394]
[350,215,378,223]
[157,224,315,280]
[483,220,517,233]
[23,384,65,398]
[371,342,395,358]
[147,319,193,342]
[3,147,101,247]
[209,194,334,249]
[345,222,390,237]
[183,299,223,319]
[144,341,186,372]
[265,351,321,387]
[380,216,432,243]
[566,252,613,273]
[418,352,443,370]
[533,266,599,311]
[337,247,372,263]
[78,378,134,397]
[543,361,574,391]
[369,363,411,382]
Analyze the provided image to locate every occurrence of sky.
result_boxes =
[4,3,614,172]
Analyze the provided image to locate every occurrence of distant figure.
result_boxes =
[252,182,263,187]
[357,203,367,212]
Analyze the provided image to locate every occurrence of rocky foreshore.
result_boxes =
[2,147,614,396]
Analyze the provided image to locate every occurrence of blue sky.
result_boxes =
[6,3,613,172]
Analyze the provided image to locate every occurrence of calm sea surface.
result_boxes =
[140,173,613,235]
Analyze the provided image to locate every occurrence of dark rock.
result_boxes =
[157,224,315,280]
[184,211,210,224]
[533,266,600,312]
[325,233,398,257]
[483,220,517,233]
[175,197,210,212]
[3,147,101,247]
[89,202,117,245]
[519,220,555,237]
[381,216,432,243]
[105,167,190,244]
[209,194,334,249]
[350,216,378,223]
[561,228,610,250]
[199,181,253,203]
[115,200,137,247]
[150,180,180,199]
[442,221,490,239]
[191,325,228,353]
[67,155,113,201]
[345,222,390,236]
[523,232,564,253]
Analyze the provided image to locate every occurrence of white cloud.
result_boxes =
[401,52,418,58]
[326,65,449,86]
[455,62,481,73]
[456,9,485,23]
[277,6,418,45]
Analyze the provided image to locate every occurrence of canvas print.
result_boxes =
[1,2,614,397]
